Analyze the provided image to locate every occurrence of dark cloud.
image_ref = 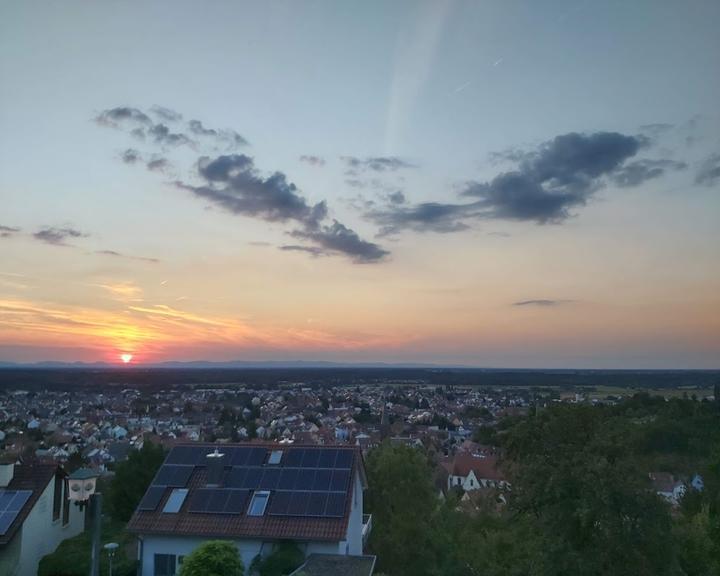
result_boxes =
[342,156,416,172]
[178,154,328,229]
[148,123,195,147]
[0,225,21,238]
[150,105,182,122]
[95,107,152,127]
[121,148,141,164]
[369,131,685,233]
[695,153,720,186]
[512,299,571,307]
[146,157,170,172]
[367,202,473,235]
[388,191,406,204]
[299,155,326,167]
[611,159,687,188]
[33,227,88,246]
[95,250,160,263]
[188,120,248,147]
[290,221,389,263]
[279,245,326,257]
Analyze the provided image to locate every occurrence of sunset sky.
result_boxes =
[1,0,719,368]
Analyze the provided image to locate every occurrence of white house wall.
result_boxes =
[10,478,84,576]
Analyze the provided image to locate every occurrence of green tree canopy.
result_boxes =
[107,440,165,521]
[180,540,244,576]
[365,442,439,576]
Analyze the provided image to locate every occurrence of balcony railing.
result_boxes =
[362,513,372,547]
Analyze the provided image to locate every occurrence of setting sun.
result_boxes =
[120,353,133,364]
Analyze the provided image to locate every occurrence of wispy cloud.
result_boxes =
[0,225,21,238]
[95,250,160,264]
[512,299,574,307]
[33,226,88,246]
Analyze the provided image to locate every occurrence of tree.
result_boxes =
[180,541,244,576]
[107,441,165,521]
[505,405,680,576]
[365,442,439,576]
[251,541,304,576]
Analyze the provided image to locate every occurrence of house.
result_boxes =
[128,443,371,575]
[0,458,85,576]
[443,452,508,492]
[649,472,686,505]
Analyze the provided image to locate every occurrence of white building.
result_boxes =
[128,443,371,575]
[0,460,85,576]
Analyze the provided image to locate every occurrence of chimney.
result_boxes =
[0,456,16,488]
[206,449,225,487]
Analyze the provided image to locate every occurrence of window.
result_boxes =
[268,450,283,465]
[62,486,70,526]
[162,489,188,513]
[469,479,474,487]
[154,553,176,576]
[53,474,63,521]
[248,491,270,516]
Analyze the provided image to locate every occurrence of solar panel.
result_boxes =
[330,469,350,492]
[278,468,298,490]
[247,447,267,466]
[301,449,321,468]
[0,490,32,535]
[229,447,251,467]
[306,492,328,516]
[188,489,213,513]
[153,465,194,487]
[259,468,281,490]
[241,467,262,490]
[268,491,291,515]
[312,469,332,491]
[166,446,204,466]
[283,449,304,467]
[294,469,315,490]
[138,486,165,511]
[226,466,247,489]
[317,449,338,468]
[206,490,231,513]
[325,492,346,517]
[162,489,188,513]
[0,512,16,536]
[287,491,309,515]
[334,450,353,469]
[0,491,17,511]
[225,489,250,513]
[5,491,31,513]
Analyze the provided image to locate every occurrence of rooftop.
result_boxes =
[127,443,365,542]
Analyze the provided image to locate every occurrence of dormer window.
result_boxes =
[248,491,270,516]
[268,450,283,465]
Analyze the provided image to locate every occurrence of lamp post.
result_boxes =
[67,468,102,576]
[104,542,119,576]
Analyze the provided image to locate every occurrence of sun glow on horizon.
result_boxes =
[120,353,133,364]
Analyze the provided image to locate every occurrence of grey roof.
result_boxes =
[290,554,376,576]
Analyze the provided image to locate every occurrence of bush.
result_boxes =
[180,540,244,576]
[38,519,137,576]
[252,542,304,576]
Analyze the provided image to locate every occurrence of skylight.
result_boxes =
[248,491,270,516]
[268,450,283,465]
[162,488,188,513]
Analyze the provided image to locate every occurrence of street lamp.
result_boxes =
[104,542,119,576]
[68,468,103,576]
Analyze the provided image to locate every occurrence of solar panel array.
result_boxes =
[0,490,32,536]
[138,446,355,520]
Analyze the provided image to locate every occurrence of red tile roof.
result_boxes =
[127,443,363,542]
[451,453,505,481]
